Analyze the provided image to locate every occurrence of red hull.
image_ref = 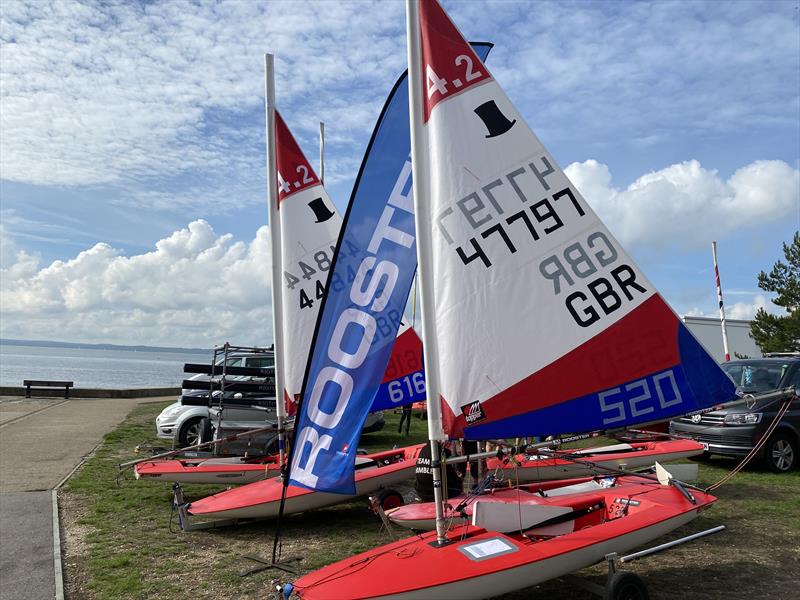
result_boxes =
[484,439,704,482]
[187,445,425,520]
[289,477,716,600]
[134,455,281,484]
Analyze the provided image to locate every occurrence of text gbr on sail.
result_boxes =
[539,231,648,327]
[290,159,415,488]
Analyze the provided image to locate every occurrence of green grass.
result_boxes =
[62,402,799,599]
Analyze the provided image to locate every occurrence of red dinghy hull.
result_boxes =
[387,476,606,530]
[288,479,716,600]
[134,455,281,485]
[484,439,704,482]
[187,445,424,520]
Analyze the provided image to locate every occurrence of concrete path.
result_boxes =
[0,395,173,599]
[0,491,55,600]
[0,396,172,493]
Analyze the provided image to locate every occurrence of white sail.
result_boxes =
[274,112,343,408]
[409,0,733,441]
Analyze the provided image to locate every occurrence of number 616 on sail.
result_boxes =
[599,370,683,425]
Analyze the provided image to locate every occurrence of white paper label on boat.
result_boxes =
[275,113,343,407]
[458,537,518,562]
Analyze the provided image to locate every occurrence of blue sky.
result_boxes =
[1,0,798,347]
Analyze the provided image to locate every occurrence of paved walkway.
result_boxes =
[0,395,173,599]
[0,491,55,600]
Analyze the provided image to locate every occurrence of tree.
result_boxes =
[750,232,800,353]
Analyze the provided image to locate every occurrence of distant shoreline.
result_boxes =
[0,338,211,354]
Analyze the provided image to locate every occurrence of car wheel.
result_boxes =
[178,417,204,447]
[763,432,797,473]
[604,572,649,600]
[198,417,213,444]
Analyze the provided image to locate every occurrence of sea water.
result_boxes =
[0,343,212,389]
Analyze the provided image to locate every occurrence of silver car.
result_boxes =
[157,352,277,446]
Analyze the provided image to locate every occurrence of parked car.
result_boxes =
[156,352,276,446]
[669,356,799,472]
[156,351,385,447]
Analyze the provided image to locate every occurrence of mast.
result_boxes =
[405,0,448,546]
[711,241,731,361]
[319,121,325,185]
[264,53,288,468]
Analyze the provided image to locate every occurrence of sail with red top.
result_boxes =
[274,111,343,413]
[411,0,736,441]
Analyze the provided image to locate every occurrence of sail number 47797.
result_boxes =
[599,370,683,426]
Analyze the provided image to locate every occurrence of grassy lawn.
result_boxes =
[61,401,799,599]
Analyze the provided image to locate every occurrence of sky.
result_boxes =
[0,0,798,348]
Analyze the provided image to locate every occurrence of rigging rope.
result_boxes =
[704,396,794,493]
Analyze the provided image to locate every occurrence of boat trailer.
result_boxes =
[563,525,726,600]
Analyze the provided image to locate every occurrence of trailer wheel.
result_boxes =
[375,489,404,511]
[604,572,649,600]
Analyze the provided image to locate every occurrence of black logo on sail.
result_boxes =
[462,401,486,424]
[473,100,516,138]
[308,197,335,223]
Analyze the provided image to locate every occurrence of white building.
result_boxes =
[682,316,762,363]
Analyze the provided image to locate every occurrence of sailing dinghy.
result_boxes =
[135,454,281,485]
[385,471,697,531]
[291,475,716,600]
[281,1,735,598]
[484,439,704,483]
[185,444,424,520]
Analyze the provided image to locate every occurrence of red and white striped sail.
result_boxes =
[274,112,342,408]
[411,0,733,440]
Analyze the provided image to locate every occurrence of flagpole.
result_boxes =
[406,0,448,547]
[319,121,325,185]
[264,53,288,469]
[711,241,731,361]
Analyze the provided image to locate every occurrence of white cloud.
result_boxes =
[0,219,273,346]
[685,294,779,321]
[0,0,405,190]
[565,159,799,249]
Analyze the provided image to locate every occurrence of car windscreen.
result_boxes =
[722,362,789,393]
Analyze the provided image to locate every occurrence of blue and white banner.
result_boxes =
[288,44,492,494]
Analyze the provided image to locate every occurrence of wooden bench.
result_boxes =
[23,380,74,399]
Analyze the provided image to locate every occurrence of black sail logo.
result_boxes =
[473,100,516,138]
[308,197,335,223]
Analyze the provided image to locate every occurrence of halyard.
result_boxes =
[61,402,799,600]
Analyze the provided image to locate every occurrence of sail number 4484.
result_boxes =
[599,370,683,426]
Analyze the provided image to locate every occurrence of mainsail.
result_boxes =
[273,111,343,411]
[287,44,492,495]
[410,0,736,441]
